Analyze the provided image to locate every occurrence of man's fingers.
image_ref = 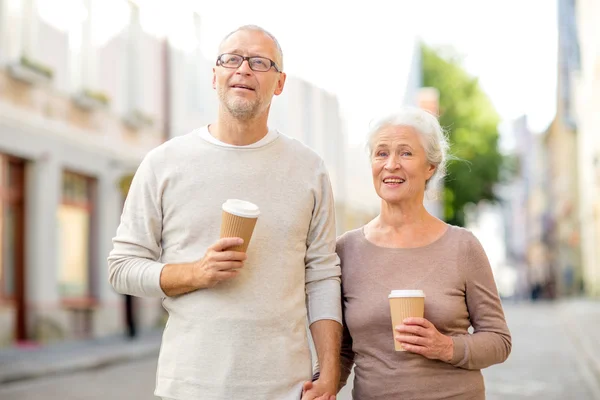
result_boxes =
[214,270,239,281]
[215,261,245,271]
[213,250,247,262]
[211,237,244,251]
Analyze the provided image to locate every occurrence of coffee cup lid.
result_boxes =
[222,199,260,218]
[388,290,425,298]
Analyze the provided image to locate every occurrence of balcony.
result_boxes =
[7,56,53,86]
[72,89,110,111]
[0,69,164,159]
[123,109,154,131]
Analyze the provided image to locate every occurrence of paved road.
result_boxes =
[1,301,599,399]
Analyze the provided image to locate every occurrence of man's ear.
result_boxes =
[274,72,287,96]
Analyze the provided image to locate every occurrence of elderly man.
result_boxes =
[108,25,341,400]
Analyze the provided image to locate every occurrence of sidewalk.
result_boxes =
[0,330,162,385]
[557,298,600,387]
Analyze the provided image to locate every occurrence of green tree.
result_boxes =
[421,44,503,226]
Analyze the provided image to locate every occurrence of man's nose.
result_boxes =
[236,59,253,75]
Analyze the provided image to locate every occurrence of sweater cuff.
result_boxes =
[143,261,168,297]
[450,336,468,366]
[306,278,342,325]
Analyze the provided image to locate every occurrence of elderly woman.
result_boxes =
[336,107,511,399]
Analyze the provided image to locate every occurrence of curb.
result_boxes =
[0,336,161,385]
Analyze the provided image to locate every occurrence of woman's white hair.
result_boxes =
[366,106,450,190]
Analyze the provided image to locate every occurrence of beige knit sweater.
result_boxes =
[108,128,342,400]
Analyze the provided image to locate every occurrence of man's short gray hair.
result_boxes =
[366,106,450,189]
[219,25,284,70]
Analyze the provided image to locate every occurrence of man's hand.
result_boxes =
[301,379,336,400]
[160,237,247,296]
[192,237,247,289]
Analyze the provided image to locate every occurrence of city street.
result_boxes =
[0,301,599,399]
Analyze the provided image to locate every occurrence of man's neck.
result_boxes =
[209,111,270,146]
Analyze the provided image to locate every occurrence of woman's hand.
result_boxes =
[395,317,454,362]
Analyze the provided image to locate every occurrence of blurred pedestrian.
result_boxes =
[124,294,136,339]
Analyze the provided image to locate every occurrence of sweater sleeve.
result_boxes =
[107,153,166,298]
[305,160,342,325]
[339,304,355,389]
[336,235,355,388]
[450,232,512,369]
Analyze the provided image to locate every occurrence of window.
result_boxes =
[57,171,96,299]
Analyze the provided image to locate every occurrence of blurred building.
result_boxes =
[465,200,517,299]
[498,116,551,299]
[572,0,600,296]
[269,77,347,234]
[526,131,552,298]
[542,0,583,297]
[0,0,348,348]
[0,0,167,348]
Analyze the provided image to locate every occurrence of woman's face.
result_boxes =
[370,125,436,204]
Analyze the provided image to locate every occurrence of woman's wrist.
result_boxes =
[442,336,454,363]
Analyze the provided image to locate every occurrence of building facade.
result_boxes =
[535,0,583,298]
[497,116,552,299]
[269,77,348,234]
[573,0,600,296]
[0,0,169,347]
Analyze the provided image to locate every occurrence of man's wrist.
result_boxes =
[314,370,339,390]
[183,262,195,288]
[166,262,200,291]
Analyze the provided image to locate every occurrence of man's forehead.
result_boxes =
[219,30,278,57]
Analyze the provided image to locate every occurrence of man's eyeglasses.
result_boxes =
[216,53,281,73]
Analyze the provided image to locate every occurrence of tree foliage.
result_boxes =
[421,44,503,226]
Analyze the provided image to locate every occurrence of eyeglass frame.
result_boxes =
[216,53,282,73]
